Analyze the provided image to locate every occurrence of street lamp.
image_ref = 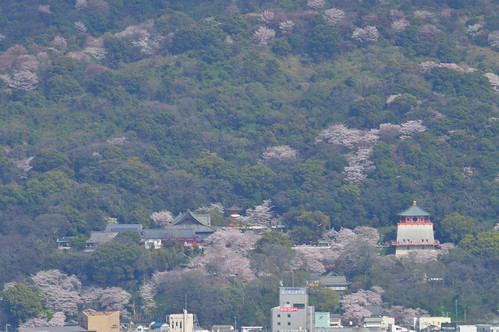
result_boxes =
[6,323,11,332]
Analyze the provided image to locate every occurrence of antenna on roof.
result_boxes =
[184,293,187,311]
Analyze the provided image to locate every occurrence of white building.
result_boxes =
[391,202,439,256]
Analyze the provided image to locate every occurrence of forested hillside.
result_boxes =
[0,0,498,328]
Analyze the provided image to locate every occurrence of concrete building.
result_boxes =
[271,287,315,332]
[169,310,194,332]
[476,326,499,332]
[391,202,440,256]
[413,317,451,331]
[79,311,120,332]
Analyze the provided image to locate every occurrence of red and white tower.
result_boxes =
[391,201,440,256]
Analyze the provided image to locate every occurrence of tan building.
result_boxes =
[413,317,451,331]
[169,309,194,332]
[80,311,120,332]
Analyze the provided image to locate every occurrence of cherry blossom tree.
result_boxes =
[389,9,405,21]
[31,270,82,316]
[115,21,162,55]
[340,287,384,326]
[414,10,435,20]
[75,0,88,11]
[75,21,88,33]
[38,5,51,14]
[21,312,66,328]
[262,145,297,161]
[82,287,131,314]
[352,26,379,43]
[324,9,345,25]
[242,200,280,226]
[308,0,325,9]
[150,210,174,227]
[189,229,260,280]
[418,24,441,40]
[259,10,275,25]
[279,20,295,34]
[13,55,39,71]
[488,31,499,50]
[392,19,410,33]
[387,306,427,327]
[51,36,67,50]
[485,72,499,92]
[252,27,276,46]
[4,71,39,91]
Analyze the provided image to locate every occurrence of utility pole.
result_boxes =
[455,299,458,320]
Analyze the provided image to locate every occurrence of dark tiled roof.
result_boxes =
[172,211,211,226]
[105,224,143,232]
[398,204,431,216]
[87,231,117,244]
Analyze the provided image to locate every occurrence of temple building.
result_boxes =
[391,201,440,256]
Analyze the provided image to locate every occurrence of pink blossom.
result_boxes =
[340,287,384,326]
[262,145,297,161]
[389,9,405,21]
[259,10,275,25]
[324,8,345,25]
[150,210,174,227]
[75,0,88,11]
[13,55,39,71]
[352,26,379,43]
[485,73,499,92]
[387,306,426,327]
[115,21,162,55]
[75,21,87,33]
[21,312,66,328]
[67,51,92,64]
[82,286,131,314]
[242,200,280,226]
[418,24,441,40]
[279,20,295,34]
[6,71,38,91]
[488,31,499,50]
[414,10,435,20]
[38,5,51,14]
[51,36,67,50]
[252,26,276,46]
[308,0,326,9]
[392,19,410,33]
[31,270,82,316]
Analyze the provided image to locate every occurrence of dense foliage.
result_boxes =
[0,0,498,328]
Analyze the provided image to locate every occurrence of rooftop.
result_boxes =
[398,201,431,217]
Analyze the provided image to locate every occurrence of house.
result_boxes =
[310,273,349,292]
[57,237,74,250]
[211,325,234,332]
[141,228,201,249]
[79,311,120,332]
[105,224,143,233]
[413,317,451,331]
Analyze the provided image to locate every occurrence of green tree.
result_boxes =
[87,242,142,285]
[309,287,340,313]
[31,149,70,173]
[255,231,293,252]
[110,158,152,192]
[1,284,42,325]
[295,210,331,237]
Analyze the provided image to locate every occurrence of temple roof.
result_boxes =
[398,202,431,216]
[172,210,211,226]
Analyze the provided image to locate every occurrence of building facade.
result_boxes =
[169,309,194,332]
[391,202,439,256]
[79,311,120,332]
[271,287,315,332]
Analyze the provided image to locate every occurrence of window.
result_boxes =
[277,323,281,326]
[288,323,291,326]
[288,314,291,318]
[277,314,281,318]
